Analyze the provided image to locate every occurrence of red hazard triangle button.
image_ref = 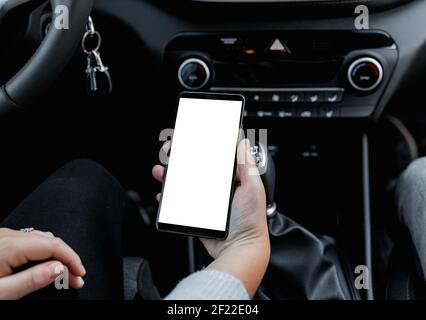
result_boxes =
[268,38,291,54]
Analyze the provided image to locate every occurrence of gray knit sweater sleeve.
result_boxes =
[165,269,249,300]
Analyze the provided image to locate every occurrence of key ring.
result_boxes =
[82,16,101,54]
[82,30,102,54]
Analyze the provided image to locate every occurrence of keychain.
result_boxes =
[82,17,113,97]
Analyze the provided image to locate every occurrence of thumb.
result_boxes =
[0,261,64,300]
[237,139,261,186]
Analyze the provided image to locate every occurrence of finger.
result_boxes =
[237,139,260,186]
[158,140,172,164]
[30,230,55,239]
[161,140,172,154]
[5,236,85,277]
[235,163,242,184]
[69,274,85,289]
[152,165,165,182]
[156,193,161,202]
[0,261,64,300]
[1,228,54,239]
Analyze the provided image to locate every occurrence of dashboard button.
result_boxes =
[271,93,281,102]
[347,57,383,92]
[296,107,318,118]
[250,93,271,102]
[277,108,295,118]
[305,92,324,103]
[252,93,262,102]
[262,110,274,117]
[285,92,304,103]
[255,110,274,118]
[178,58,211,90]
[320,107,340,118]
[265,93,286,103]
[324,91,343,103]
[256,110,274,118]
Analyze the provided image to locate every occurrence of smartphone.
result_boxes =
[156,92,245,239]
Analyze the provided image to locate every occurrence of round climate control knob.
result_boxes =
[347,57,383,92]
[178,58,211,90]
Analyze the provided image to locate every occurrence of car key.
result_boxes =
[85,50,113,96]
[86,54,98,92]
[82,17,113,97]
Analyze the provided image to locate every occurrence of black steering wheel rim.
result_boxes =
[0,0,94,117]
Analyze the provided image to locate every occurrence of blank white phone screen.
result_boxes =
[158,97,243,231]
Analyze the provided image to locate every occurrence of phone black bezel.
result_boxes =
[156,91,245,240]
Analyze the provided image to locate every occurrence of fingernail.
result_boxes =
[81,266,87,276]
[76,277,85,287]
[49,262,64,277]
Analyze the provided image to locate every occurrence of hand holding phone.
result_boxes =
[153,138,270,297]
[156,92,245,239]
[154,138,269,247]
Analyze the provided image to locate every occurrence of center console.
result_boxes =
[165,30,398,119]
[163,30,386,299]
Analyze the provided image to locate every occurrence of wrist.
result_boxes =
[222,226,270,259]
[224,235,270,260]
[207,238,270,298]
[231,238,270,267]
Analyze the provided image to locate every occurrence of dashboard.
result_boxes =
[92,0,426,120]
[1,0,424,121]
[165,30,396,119]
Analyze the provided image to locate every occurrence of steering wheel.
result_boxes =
[0,0,94,117]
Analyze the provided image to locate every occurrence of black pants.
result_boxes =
[0,159,142,299]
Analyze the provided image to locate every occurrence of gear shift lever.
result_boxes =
[249,143,353,300]
[251,143,277,218]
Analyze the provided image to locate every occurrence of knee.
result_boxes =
[51,159,121,191]
[47,159,126,212]
[398,158,426,193]
[53,159,111,181]
[5,159,128,235]
[397,158,426,222]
